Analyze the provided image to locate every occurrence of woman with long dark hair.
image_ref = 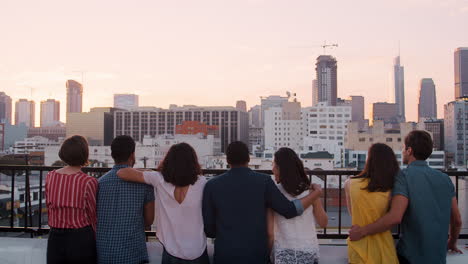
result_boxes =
[345,143,400,264]
[117,142,209,264]
[267,147,328,264]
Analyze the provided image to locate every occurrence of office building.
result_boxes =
[236,100,247,112]
[260,95,289,127]
[417,119,444,151]
[113,105,249,152]
[302,102,352,167]
[0,92,12,124]
[393,56,406,121]
[316,55,338,106]
[66,107,118,146]
[455,47,468,99]
[346,121,416,151]
[444,99,468,167]
[418,78,437,121]
[338,96,366,130]
[113,94,139,110]
[371,102,399,128]
[15,99,35,127]
[40,99,60,127]
[264,101,304,151]
[66,80,83,115]
[248,105,261,128]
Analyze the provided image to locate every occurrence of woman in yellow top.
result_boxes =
[345,143,400,264]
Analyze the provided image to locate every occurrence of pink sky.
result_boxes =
[1,0,467,125]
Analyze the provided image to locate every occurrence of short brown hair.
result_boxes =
[59,135,89,166]
[404,130,433,160]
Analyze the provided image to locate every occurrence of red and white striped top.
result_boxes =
[45,170,98,232]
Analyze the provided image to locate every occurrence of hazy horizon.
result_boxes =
[1,0,468,125]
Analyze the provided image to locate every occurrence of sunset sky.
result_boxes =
[1,0,467,125]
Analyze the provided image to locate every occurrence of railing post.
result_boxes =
[10,169,15,228]
[38,170,44,232]
[338,175,342,235]
[323,174,327,235]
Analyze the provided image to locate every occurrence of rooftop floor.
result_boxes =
[0,237,467,264]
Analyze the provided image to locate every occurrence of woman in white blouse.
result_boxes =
[117,143,209,264]
[267,147,328,264]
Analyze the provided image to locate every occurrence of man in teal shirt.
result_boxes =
[349,130,463,264]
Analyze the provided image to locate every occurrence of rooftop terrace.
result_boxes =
[0,166,467,263]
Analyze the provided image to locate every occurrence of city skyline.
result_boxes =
[1,0,468,125]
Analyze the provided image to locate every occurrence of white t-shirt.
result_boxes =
[272,184,320,263]
[143,171,207,260]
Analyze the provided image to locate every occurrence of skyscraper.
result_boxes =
[315,55,338,106]
[312,79,318,106]
[113,94,139,110]
[371,102,399,127]
[393,56,405,122]
[418,78,437,121]
[455,47,468,99]
[15,99,35,127]
[444,99,468,166]
[40,99,60,127]
[235,100,247,112]
[0,92,12,124]
[66,80,83,115]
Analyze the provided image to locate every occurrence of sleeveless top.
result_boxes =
[272,184,320,264]
[347,178,398,264]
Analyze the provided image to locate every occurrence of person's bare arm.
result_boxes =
[299,184,323,210]
[349,195,408,241]
[144,201,155,227]
[344,179,352,217]
[267,208,275,252]
[117,168,146,183]
[312,198,328,228]
[448,197,463,254]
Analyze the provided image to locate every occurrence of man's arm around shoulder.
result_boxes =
[349,195,408,241]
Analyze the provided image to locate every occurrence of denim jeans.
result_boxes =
[162,248,210,264]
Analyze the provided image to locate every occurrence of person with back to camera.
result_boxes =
[45,135,98,264]
[202,141,323,264]
[267,147,328,264]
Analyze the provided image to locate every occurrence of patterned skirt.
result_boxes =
[271,247,319,264]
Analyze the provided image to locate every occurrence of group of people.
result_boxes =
[44,130,462,264]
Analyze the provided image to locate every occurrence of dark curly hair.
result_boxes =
[158,143,202,187]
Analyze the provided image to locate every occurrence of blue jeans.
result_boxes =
[162,248,210,264]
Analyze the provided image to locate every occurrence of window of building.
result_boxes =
[359,138,366,142]
[386,138,393,142]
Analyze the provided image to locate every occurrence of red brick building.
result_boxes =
[175,121,219,137]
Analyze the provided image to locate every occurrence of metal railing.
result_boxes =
[0,165,466,239]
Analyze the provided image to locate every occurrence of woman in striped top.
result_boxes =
[45,135,98,264]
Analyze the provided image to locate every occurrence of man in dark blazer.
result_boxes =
[202,141,322,264]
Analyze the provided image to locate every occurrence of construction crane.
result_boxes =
[321,41,338,54]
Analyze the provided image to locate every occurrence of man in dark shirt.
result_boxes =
[202,141,322,264]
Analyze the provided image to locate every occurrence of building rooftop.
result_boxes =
[301,151,334,159]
